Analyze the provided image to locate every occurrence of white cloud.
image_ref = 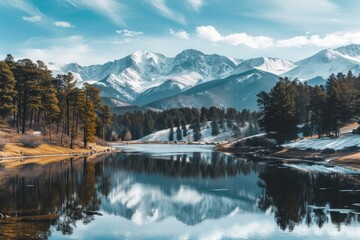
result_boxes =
[54,21,74,28]
[170,29,190,40]
[196,25,273,48]
[66,0,126,25]
[246,0,339,29]
[0,0,39,15]
[21,35,93,64]
[187,0,203,11]
[116,29,143,37]
[331,18,342,23]
[147,0,186,24]
[22,15,42,22]
[277,32,360,48]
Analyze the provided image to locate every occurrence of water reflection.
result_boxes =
[0,149,359,239]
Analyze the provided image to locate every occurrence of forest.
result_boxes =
[109,107,259,141]
[0,54,112,149]
[257,71,360,143]
[2,53,360,146]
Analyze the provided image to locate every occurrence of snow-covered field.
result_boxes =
[283,164,360,174]
[283,134,360,150]
[139,122,249,143]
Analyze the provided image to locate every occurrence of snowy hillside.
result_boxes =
[283,45,360,80]
[139,122,249,143]
[147,69,280,111]
[234,57,295,75]
[283,133,360,151]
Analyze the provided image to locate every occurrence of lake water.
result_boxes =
[0,144,360,239]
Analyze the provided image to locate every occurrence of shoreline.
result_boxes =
[217,145,360,171]
[0,143,119,169]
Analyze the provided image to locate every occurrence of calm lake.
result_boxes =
[0,144,360,239]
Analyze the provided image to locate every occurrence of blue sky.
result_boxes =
[1,0,360,65]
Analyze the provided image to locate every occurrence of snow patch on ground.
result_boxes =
[139,122,249,143]
[283,164,360,174]
[283,134,360,150]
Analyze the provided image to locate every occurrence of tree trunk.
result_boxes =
[29,108,34,129]
[66,97,70,136]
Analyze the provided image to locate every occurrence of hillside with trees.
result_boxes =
[109,107,259,141]
[257,71,359,143]
[0,54,112,149]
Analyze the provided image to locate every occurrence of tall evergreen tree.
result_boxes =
[211,119,220,136]
[176,125,182,141]
[0,61,17,120]
[309,86,327,138]
[169,127,174,141]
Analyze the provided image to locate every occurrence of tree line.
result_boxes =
[0,54,112,148]
[109,107,259,141]
[257,71,359,143]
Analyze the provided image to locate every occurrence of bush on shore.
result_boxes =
[18,134,45,148]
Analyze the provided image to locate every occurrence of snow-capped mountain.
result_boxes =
[47,44,360,110]
[49,49,238,103]
[233,57,295,75]
[284,44,360,80]
[147,69,279,111]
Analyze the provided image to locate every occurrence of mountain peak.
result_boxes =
[334,44,360,60]
[178,49,204,56]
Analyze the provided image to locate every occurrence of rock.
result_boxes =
[83,211,103,216]
[321,148,336,154]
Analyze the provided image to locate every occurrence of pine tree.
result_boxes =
[83,100,96,148]
[193,125,202,141]
[99,105,112,140]
[181,119,187,137]
[43,84,60,140]
[13,59,40,133]
[176,125,182,141]
[0,61,17,119]
[309,86,327,138]
[211,119,220,136]
[169,127,174,141]
[69,88,85,148]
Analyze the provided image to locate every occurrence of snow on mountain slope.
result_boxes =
[233,57,295,75]
[46,44,360,109]
[139,122,249,143]
[147,69,279,111]
[334,44,360,62]
[283,46,360,80]
[50,49,237,103]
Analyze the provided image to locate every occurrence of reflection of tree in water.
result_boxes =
[0,156,107,239]
[258,166,360,231]
[110,152,260,178]
[2,152,360,238]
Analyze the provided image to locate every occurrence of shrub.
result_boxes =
[0,141,5,151]
[19,134,44,148]
[95,138,109,146]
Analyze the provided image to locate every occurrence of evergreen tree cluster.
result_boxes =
[110,106,259,141]
[0,54,112,148]
[257,72,359,143]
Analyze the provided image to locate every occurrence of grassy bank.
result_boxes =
[0,142,117,169]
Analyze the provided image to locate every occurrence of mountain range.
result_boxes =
[48,44,360,111]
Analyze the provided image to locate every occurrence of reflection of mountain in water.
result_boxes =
[0,151,360,239]
[99,152,264,225]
